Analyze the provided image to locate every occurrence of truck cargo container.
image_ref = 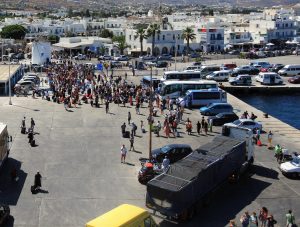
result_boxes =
[146,136,252,221]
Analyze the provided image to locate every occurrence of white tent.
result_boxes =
[266,43,274,46]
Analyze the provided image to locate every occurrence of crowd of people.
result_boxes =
[229,208,296,227]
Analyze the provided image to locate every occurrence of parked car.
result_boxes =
[140,55,156,61]
[255,72,283,85]
[192,62,202,66]
[199,103,233,116]
[114,55,129,61]
[228,50,240,55]
[268,64,285,73]
[223,63,237,70]
[73,54,86,60]
[229,75,252,86]
[155,61,168,68]
[207,112,239,126]
[0,204,10,225]
[280,155,300,178]
[206,70,230,81]
[17,80,36,90]
[158,54,173,61]
[288,75,300,84]
[111,61,123,68]
[231,65,259,76]
[151,144,193,163]
[224,119,262,131]
[189,52,200,58]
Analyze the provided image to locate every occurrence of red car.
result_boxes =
[288,76,300,84]
[223,63,237,69]
[260,68,269,72]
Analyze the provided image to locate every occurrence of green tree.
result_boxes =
[112,35,129,55]
[48,35,59,44]
[0,24,27,40]
[146,23,160,56]
[100,29,114,38]
[182,27,196,55]
[134,28,147,56]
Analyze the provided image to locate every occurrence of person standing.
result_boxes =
[259,207,268,227]
[240,211,250,227]
[286,210,295,227]
[250,212,258,227]
[121,123,126,134]
[204,120,208,135]
[105,99,109,114]
[266,215,277,227]
[129,136,135,151]
[34,171,42,190]
[31,118,35,131]
[267,131,273,148]
[128,112,131,125]
[208,118,213,132]
[120,144,127,163]
[162,156,170,172]
[196,121,201,135]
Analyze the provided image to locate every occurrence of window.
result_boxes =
[129,35,131,40]
[157,34,160,40]
[173,34,175,40]
[163,35,165,40]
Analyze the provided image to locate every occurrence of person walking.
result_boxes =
[267,131,273,148]
[208,118,213,132]
[34,171,42,190]
[229,220,237,227]
[128,112,131,125]
[286,210,295,227]
[156,121,161,137]
[120,144,127,163]
[129,136,135,151]
[131,122,137,137]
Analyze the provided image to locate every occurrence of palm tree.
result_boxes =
[134,28,147,57]
[146,23,161,56]
[182,27,196,55]
[112,35,129,55]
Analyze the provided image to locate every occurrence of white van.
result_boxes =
[255,72,283,85]
[199,65,221,78]
[278,65,300,76]
[206,70,230,81]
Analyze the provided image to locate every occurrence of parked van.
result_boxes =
[229,75,252,86]
[85,204,158,227]
[206,70,230,81]
[199,103,233,116]
[278,65,300,76]
[255,72,283,85]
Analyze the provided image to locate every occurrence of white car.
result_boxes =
[280,155,300,178]
[224,119,262,131]
[255,72,283,85]
[114,55,129,61]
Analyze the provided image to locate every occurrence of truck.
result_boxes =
[0,123,9,170]
[146,132,254,221]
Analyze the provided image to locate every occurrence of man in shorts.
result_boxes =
[120,144,127,163]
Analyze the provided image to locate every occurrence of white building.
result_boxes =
[197,27,224,52]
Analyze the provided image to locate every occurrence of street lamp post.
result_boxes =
[7,48,12,105]
[148,66,153,160]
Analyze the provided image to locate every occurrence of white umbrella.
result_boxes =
[286,40,292,44]
[266,43,274,46]
[291,40,299,44]
[225,44,233,48]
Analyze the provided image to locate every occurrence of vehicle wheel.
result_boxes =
[232,82,237,86]
[292,172,298,178]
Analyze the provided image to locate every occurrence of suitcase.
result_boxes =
[123,131,130,138]
[21,127,26,134]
